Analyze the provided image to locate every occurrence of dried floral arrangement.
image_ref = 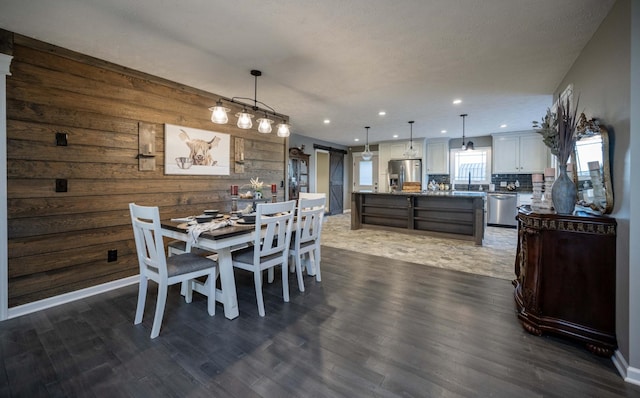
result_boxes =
[533,97,580,165]
[244,177,264,192]
[238,177,265,199]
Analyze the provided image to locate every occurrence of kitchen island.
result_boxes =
[351,191,485,245]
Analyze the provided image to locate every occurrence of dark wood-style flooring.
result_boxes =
[1,246,639,397]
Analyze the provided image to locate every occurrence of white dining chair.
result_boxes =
[168,240,217,259]
[167,240,218,297]
[231,200,296,317]
[298,192,328,212]
[129,203,218,338]
[291,196,326,292]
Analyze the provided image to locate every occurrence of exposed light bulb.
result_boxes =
[362,126,373,160]
[362,147,373,161]
[403,146,418,158]
[236,109,254,129]
[257,115,274,134]
[403,121,418,158]
[277,122,291,137]
[209,100,229,124]
[460,113,473,151]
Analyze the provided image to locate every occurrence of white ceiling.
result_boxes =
[0,0,615,146]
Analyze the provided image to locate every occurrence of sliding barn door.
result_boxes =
[329,152,344,215]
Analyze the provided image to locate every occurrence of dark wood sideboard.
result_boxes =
[514,209,617,356]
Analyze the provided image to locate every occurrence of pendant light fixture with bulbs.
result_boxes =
[403,120,419,158]
[209,69,291,137]
[460,113,474,151]
[361,126,373,160]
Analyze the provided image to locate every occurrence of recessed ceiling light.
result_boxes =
[354,138,360,142]
[392,134,398,138]
[441,130,447,134]
[379,111,386,116]
[500,124,507,128]
[453,99,462,105]
[324,119,331,124]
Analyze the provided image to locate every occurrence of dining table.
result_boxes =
[161,218,256,320]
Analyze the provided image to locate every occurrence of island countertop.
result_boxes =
[351,191,485,245]
[356,191,487,197]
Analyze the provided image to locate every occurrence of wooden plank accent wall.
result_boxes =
[3,32,288,307]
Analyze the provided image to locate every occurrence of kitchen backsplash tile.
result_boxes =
[425,173,535,192]
[427,174,450,184]
[491,174,533,192]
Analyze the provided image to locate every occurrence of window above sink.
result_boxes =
[450,146,493,186]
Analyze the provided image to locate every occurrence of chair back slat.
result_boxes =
[296,197,326,247]
[129,203,168,277]
[253,201,296,264]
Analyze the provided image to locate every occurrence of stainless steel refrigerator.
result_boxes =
[388,159,422,191]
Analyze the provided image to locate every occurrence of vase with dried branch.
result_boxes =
[533,97,579,214]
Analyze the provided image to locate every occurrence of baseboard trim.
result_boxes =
[626,365,640,386]
[7,276,139,320]
[614,350,629,379]
[613,349,640,386]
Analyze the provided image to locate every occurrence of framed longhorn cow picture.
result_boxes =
[164,124,231,175]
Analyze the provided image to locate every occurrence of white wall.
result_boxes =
[556,0,638,383]
[628,0,640,383]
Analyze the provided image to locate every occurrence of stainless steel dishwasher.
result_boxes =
[487,193,518,227]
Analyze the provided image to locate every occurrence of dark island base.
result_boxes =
[351,192,485,245]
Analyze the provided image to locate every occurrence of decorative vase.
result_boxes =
[551,164,577,215]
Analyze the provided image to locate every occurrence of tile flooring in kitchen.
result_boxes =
[321,213,517,281]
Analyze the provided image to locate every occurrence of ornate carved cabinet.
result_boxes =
[288,147,309,200]
[514,209,617,356]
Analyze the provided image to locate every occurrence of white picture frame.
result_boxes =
[164,124,230,175]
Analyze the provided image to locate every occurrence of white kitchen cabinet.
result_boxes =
[425,139,449,174]
[388,140,423,159]
[492,132,548,173]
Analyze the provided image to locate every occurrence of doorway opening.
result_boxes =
[315,149,330,212]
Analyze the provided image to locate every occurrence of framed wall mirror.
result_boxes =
[571,115,613,214]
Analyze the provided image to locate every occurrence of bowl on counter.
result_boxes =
[203,209,219,216]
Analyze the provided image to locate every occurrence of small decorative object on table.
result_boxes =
[533,97,579,215]
[539,167,555,213]
[243,177,264,199]
[531,173,544,211]
[230,185,239,211]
